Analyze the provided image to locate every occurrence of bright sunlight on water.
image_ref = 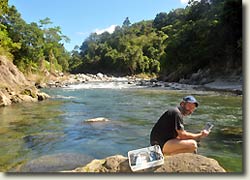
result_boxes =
[0,82,243,172]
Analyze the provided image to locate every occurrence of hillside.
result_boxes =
[69,0,242,82]
[0,56,49,107]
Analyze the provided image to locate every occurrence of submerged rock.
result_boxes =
[16,153,93,172]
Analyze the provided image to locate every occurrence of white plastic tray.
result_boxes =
[128,145,164,171]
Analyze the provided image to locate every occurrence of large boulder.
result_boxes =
[68,153,226,173]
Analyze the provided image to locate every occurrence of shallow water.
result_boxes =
[0,82,243,172]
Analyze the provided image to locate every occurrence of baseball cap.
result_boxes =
[183,95,199,107]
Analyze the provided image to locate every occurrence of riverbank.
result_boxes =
[0,56,49,107]
[0,54,242,107]
[42,72,243,95]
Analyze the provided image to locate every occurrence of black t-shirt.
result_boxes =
[150,107,184,149]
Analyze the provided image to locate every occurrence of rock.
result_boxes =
[96,72,104,79]
[0,56,50,107]
[17,94,37,103]
[84,117,110,122]
[17,153,93,172]
[0,56,30,87]
[70,155,129,173]
[37,92,50,101]
[203,79,242,94]
[155,153,226,173]
[0,91,11,106]
[67,153,226,173]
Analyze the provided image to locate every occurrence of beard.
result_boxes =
[185,110,192,116]
[182,109,192,116]
[178,105,192,116]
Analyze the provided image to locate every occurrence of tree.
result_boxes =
[0,0,8,16]
[122,17,131,28]
[72,0,241,79]
[39,17,70,72]
[0,23,21,58]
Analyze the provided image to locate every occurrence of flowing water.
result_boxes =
[0,82,243,172]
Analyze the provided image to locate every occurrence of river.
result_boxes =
[0,81,243,172]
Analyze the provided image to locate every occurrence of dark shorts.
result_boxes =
[150,130,174,151]
[150,138,167,150]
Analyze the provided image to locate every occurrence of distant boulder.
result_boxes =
[84,117,110,123]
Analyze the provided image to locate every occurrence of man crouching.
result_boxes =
[150,95,210,155]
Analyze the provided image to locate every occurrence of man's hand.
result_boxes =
[200,129,210,138]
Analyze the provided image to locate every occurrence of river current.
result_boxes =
[0,81,243,172]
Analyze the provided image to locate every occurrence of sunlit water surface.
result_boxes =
[0,82,243,172]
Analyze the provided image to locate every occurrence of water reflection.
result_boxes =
[0,87,243,172]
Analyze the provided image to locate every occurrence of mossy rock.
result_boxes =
[21,88,37,98]
[221,127,242,138]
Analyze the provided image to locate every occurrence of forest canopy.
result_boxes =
[0,0,70,74]
[69,0,242,81]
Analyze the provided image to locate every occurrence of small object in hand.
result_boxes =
[204,122,214,131]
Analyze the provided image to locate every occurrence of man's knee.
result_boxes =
[189,140,198,151]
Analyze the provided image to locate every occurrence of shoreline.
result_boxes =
[41,73,243,95]
[0,64,243,108]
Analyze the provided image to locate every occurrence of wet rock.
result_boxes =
[37,92,50,101]
[17,153,93,172]
[220,127,243,138]
[22,132,64,149]
[17,94,37,103]
[84,117,110,123]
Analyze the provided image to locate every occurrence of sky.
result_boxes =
[8,0,190,52]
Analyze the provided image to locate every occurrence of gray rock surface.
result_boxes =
[67,153,226,173]
[0,56,49,107]
[17,153,93,172]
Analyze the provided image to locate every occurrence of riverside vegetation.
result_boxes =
[0,0,241,83]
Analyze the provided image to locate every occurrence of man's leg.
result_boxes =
[162,138,197,155]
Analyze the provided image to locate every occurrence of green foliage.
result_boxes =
[0,0,8,16]
[0,23,21,58]
[157,0,242,79]
[0,3,70,74]
[70,0,241,79]
[1,0,241,80]
[73,18,163,75]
